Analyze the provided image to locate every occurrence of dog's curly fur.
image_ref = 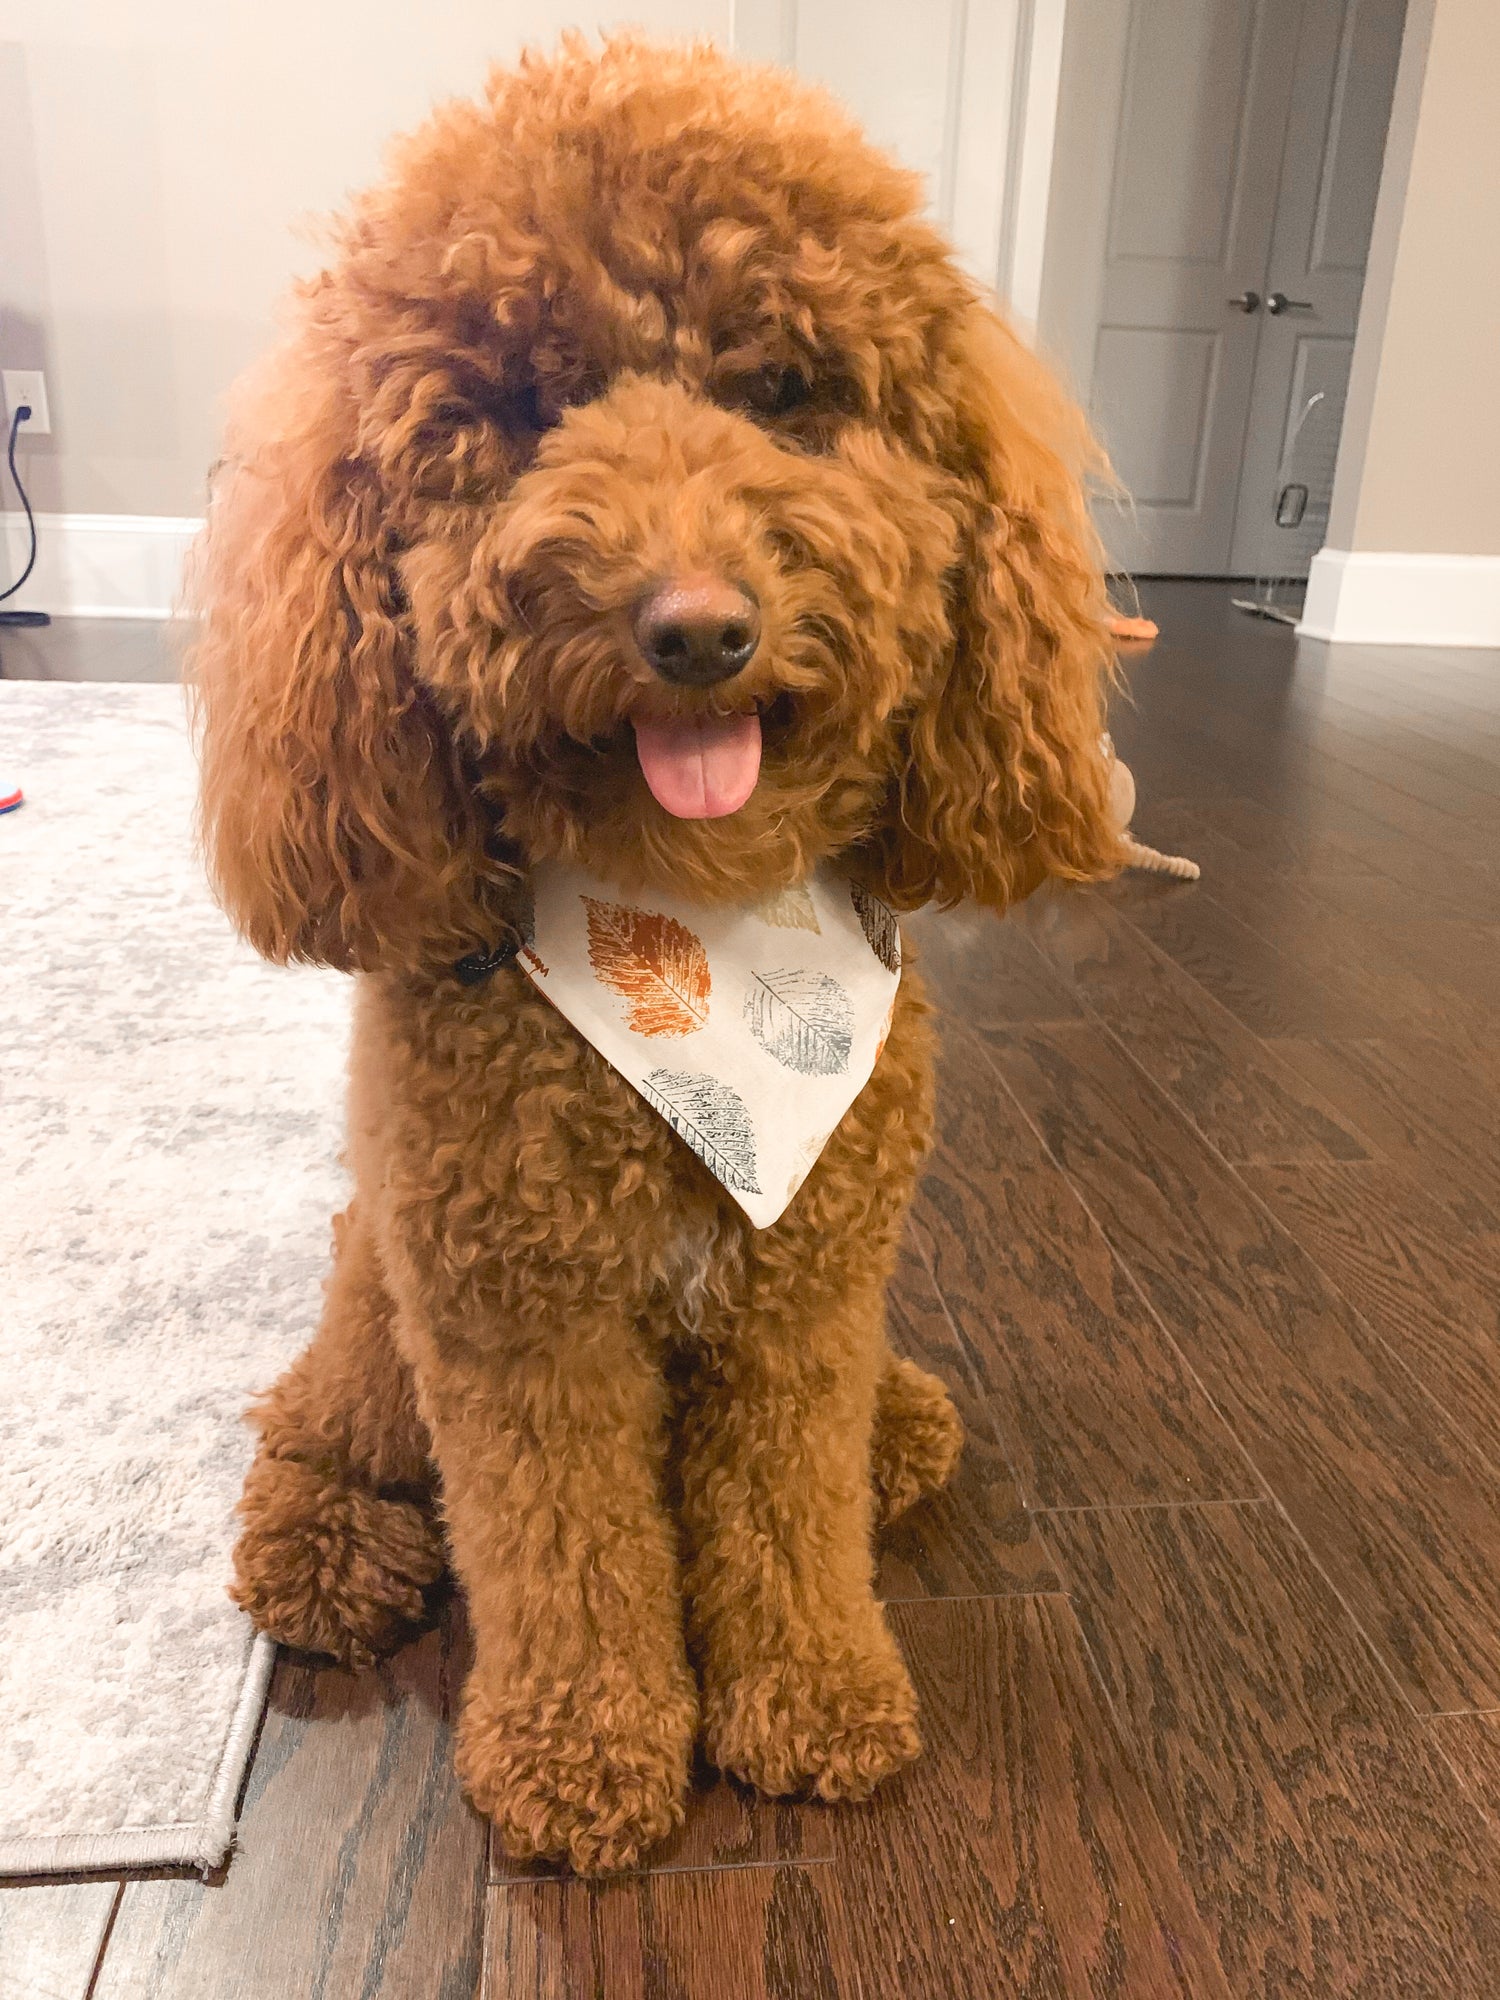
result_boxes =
[193,36,1119,1875]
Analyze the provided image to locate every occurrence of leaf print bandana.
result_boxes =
[514,861,902,1228]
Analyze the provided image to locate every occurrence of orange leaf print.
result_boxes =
[583,898,711,1037]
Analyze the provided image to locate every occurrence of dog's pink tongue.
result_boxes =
[632,711,762,819]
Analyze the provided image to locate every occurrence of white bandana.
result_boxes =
[515,862,902,1228]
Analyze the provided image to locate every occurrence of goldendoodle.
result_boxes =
[194,36,1118,1874]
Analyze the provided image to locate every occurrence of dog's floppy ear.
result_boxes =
[871,302,1120,911]
[191,348,510,973]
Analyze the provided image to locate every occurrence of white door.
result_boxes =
[1082,0,1405,577]
[1229,0,1408,578]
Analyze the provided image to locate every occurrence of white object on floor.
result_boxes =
[0,681,349,1874]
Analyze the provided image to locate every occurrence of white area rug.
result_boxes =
[0,680,349,1874]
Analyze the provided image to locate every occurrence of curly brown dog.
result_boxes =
[193,37,1118,1875]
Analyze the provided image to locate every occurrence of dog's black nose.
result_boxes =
[633,576,761,686]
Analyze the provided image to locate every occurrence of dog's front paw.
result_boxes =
[231,1459,446,1669]
[872,1355,964,1527]
[460,1673,697,1875]
[703,1637,920,1802]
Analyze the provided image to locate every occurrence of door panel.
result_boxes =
[1092,327,1221,506]
[1105,0,1262,269]
[1088,0,1302,575]
[1306,0,1406,273]
[1229,0,1407,577]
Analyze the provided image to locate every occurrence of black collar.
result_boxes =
[452,938,521,986]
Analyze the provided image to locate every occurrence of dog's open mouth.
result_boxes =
[631,710,763,820]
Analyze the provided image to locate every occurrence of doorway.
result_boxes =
[1041,0,1408,579]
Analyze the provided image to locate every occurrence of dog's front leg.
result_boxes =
[409,1316,697,1875]
[680,1272,920,1801]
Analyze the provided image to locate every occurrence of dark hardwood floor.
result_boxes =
[5,582,1499,1997]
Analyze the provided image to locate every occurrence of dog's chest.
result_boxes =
[362,957,933,1313]
[653,1209,745,1342]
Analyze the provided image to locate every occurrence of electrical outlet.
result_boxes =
[2,370,51,436]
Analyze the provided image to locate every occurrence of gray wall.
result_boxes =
[0,2,728,519]
[1,2,1051,530]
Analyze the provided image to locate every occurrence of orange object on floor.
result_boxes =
[1108,612,1159,644]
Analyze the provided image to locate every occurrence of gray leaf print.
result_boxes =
[744,969,854,1076]
[751,882,821,934]
[850,883,901,972]
[641,1069,761,1194]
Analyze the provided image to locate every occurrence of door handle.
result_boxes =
[1267,292,1314,315]
[1227,290,1262,313]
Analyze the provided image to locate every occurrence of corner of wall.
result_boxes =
[1325,0,1434,550]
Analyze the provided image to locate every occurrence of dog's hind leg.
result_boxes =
[870,1351,964,1528]
[230,1202,447,1669]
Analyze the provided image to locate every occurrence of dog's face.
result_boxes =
[195,41,1118,972]
[404,372,958,906]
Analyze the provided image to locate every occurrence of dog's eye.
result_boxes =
[735,365,813,419]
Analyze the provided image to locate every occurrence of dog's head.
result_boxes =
[194,37,1119,973]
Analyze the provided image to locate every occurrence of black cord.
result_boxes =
[0,403,51,628]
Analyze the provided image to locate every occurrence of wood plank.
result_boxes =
[1277,712,1499,827]
[1294,688,1500,800]
[1271,1035,1500,1232]
[985,1020,1500,1713]
[1126,806,1500,952]
[1309,682,1500,752]
[1099,877,1387,1039]
[1136,684,1500,867]
[1010,891,1371,1165]
[1314,825,1500,924]
[876,1240,1062,1602]
[1312,660,1500,740]
[1185,886,1500,1043]
[915,1022,1254,1509]
[0,1881,119,2000]
[904,903,1082,1026]
[1046,1502,1500,1997]
[484,1597,1231,1999]
[1112,722,1387,837]
[1243,1158,1500,1469]
[1129,797,1442,907]
[1427,1714,1500,1826]
[1324,875,1500,937]
[483,1862,854,2000]
[1360,918,1500,1022]
[1131,792,1410,883]
[827,1595,1231,1999]
[1301,749,1500,870]
[93,1616,487,2000]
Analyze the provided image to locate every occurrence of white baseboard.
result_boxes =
[10,516,1495,647]
[2,512,203,619]
[1298,548,1500,648]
